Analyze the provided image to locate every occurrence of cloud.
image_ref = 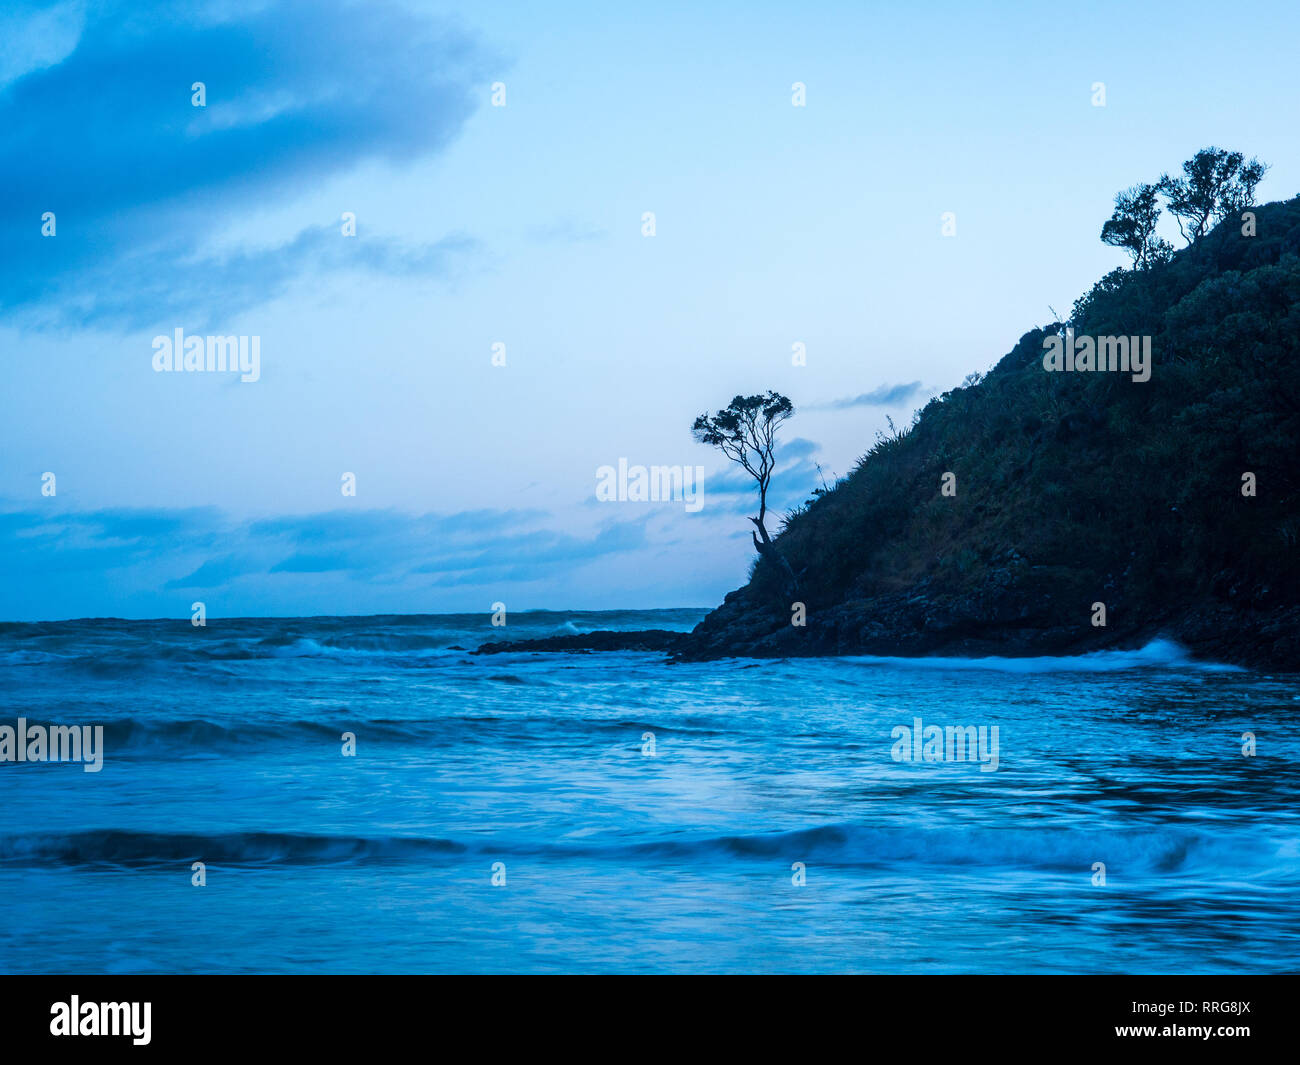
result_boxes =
[813,382,928,410]
[164,554,263,589]
[418,522,650,587]
[0,506,226,575]
[26,224,480,330]
[776,436,820,460]
[0,1,84,90]
[699,436,824,516]
[0,0,493,327]
[0,503,654,610]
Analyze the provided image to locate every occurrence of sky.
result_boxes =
[2,0,1298,620]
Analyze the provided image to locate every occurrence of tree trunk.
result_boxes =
[750,517,799,598]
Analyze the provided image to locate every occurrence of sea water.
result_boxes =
[0,610,1296,973]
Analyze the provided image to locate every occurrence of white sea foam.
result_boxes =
[843,638,1243,673]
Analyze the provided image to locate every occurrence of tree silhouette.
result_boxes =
[692,391,799,590]
[1159,148,1268,246]
[1100,183,1172,269]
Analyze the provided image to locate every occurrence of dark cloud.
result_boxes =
[0,0,493,327]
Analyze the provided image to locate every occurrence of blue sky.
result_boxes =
[2,0,1298,619]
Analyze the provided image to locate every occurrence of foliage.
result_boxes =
[692,391,794,543]
[1158,148,1268,246]
[742,195,1300,619]
[1100,183,1173,268]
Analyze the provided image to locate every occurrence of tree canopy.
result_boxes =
[1159,148,1267,245]
[1098,148,1269,265]
[1100,183,1172,269]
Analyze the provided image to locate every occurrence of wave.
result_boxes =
[261,637,454,660]
[0,611,709,667]
[95,717,345,747]
[0,830,466,868]
[618,822,1294,874]
[0,638,468,670]
[4,823,1292,875]
[844,638,1243,674]
[6,714,724,753]
[0,650,78,666]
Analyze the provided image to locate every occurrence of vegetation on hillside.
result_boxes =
[736,156,1300,641]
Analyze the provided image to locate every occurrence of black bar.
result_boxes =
[0,975,1291,1053]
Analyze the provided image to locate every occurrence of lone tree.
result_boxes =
[1100,183,1172,269]
[692,391,798,590]
[1158,147,1268,246]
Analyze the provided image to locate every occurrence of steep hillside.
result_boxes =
[685,196,1300,668]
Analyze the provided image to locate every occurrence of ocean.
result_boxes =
[1,610,1297,974]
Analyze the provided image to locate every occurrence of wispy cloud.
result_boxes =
[812,382,928,410]
[0,503,653,614]
[25,225,480,331]
[699,436,823,514]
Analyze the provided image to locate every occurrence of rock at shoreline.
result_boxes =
[468,598,1300,669]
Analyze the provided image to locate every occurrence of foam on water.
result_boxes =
[844,637,1243,673]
